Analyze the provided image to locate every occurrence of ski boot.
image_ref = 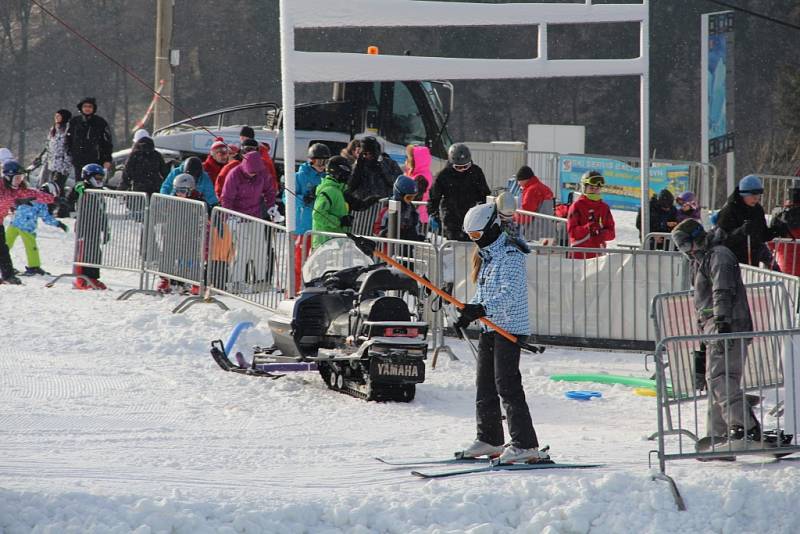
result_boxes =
[455,440,503,459]
[23,266,48,276]
[1,275,22,285]
[156,277,172,294]
[495,445,551,465]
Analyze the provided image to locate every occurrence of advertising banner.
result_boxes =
[703,11,735,159]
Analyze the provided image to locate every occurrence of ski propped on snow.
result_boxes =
[411,461,603,479]
[210,340,284,379]
[375,456,486,466]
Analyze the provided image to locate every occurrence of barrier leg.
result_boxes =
[651,473,687,511]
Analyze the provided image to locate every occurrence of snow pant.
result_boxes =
[705,333,756,436]
[74,234,101,280]
[294,234,311,293]
[475,331,538,449]
[0,224,16,279]
[5,227,41,268]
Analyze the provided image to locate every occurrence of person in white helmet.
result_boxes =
[453,202,548,465]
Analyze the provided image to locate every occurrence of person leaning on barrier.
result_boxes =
[67,163,110,290]
[427,143,491,241]
[516,166,554,215]
[161,156,219,208]
[716,174,782,269]
[672,218,760,443]
[454,202,548,465]
[566,171,615,259]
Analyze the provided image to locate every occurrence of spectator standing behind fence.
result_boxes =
[340,139,362,166]
[428,143,491,241]
[379,175,423,242]
[567,171,615,259]
[348,136,402,202]
[454,202,548,465]
[239,126,279,192]
[516,166,554,215]
[676,191,702,222]
[716,175,782,268]
[66,97,113,181]
[67,163,109,290]
[290,143,330,289]
[312,156,353,248]
[6,181,69,276]
[767,185,800,275]
[39,109,73,196]
[203,139,230,188]
[0,161,56,285]
[121,133,169,196]
[636,189,678,233]
[215,139,257,200]
[161,156,219,207]
[405,144,433,223]
[671,218,761,444]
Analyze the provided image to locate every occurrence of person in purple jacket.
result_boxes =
[220,151,278,292]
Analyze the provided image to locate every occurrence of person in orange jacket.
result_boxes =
[567,171,615,259]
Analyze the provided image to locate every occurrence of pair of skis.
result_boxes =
[375,452,602,479]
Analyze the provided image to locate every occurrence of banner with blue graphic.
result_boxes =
[559,155,691,212]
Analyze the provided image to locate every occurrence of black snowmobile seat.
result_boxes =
[357,268,418,298]
[358,296,412,322]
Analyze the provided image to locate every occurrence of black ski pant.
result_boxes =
[475,331,538,449]
[0,224,16,279]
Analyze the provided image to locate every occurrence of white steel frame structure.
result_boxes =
[280,0,650,290]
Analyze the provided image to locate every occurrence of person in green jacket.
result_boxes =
[312,156,353,248]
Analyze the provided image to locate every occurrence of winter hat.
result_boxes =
[657,189,674,209]
[242,151,266,174]
[676,191,697,209]
[361,136,381,156]
[0,147,14,165]
[241,138,259,153]
[183,156,203,178]
[672,218,707,258]
[239,126,256,139]
[210,139,228,152]
[738,175,764,196]
[515,166,536,181]
[133,129,150,143]
[393,175,417,200]
[77,96,97,113]
[56,109,72,124]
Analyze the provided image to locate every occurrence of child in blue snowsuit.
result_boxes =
[6,185,68,275]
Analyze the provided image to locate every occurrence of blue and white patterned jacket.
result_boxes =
[469,233,530,335]
[10,201,60,235]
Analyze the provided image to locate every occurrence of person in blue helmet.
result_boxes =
[379,175,423,242]
[716,174,785,267]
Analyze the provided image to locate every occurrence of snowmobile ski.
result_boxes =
[410,461,603,479]
[210,340,284,379]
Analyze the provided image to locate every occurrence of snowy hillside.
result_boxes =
[2,218,800,533]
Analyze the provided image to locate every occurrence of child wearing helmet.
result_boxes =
[66,163,111,289]
[454,202,547,465]
[379,175,423,242]
[0,161,57,284]
[6,182,69,276]
[566,171,615,259]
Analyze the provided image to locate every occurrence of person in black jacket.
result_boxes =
[427,143,491,241]
[347,136,402,201]
[636,189,679,249]
[716,175,781,267]
[121,136,169,196]
[66,97,113,180]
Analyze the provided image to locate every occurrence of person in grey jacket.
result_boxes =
[672,218,758,442]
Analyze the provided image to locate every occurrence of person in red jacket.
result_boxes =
[567,171,615,259]
[203,139,230,188]
[239,126,279,191]
[516,166,554,214]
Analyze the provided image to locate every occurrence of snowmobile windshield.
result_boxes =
[302,237,373,284]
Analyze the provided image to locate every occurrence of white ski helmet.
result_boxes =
[495,191,517,220]
[173,173,195,194]
[463,202,501,247]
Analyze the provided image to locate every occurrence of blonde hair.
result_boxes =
[470,245,482,284]
[405,144,416,174]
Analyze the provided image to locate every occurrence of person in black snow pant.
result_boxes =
[453,202,548,465]
[427,143,491,241]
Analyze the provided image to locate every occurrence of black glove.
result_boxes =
[770,217,790,238]
[303,191,316,206]
[364,194,382,207]
[738,219,755,237]
[340,214,353,227]
[454,304,486,330]
[715,319,732,334]
[57,222,68,233]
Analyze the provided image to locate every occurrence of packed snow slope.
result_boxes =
[2,215,800,533]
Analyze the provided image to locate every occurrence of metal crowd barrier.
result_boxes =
[350,198,387,237]
[470,148,560,196]
[514,209,567,245]
[642,232,678,251]
[769,238,800,278]
[48,190,149,289]
[760,174,800,214]
[741,263,800,315]
[206,207,292,312]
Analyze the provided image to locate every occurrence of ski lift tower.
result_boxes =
[280,0,650,291]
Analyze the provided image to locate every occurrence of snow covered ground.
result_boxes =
[3,214,800,533]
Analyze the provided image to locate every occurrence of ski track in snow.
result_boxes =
[2,217,800,533]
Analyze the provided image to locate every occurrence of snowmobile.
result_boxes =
[210,241,428,402]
